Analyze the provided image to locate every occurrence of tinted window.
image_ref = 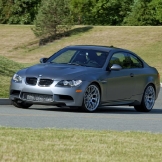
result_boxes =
[109,52,131,69]
[48,48,109,68]
[129,54,143,68]
[109,52,143,69]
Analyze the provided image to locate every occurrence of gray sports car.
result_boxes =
[10,45,160,112]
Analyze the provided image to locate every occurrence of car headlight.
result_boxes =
[56,80,82,87]
[13,74,22,82]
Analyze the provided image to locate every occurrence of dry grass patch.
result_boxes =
[1,25,162,64]
[0,127,162,162]
[0,25,162,98]
[0,25,162,76]
[0,25,39,62]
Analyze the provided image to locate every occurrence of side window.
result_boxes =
[109,52,131,69]
[109,53,124,68]
[129,54,143,68]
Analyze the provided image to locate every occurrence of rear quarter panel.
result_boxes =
[134,66,160,99]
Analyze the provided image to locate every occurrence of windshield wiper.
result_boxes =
[49,62,85,66]
[68,63,84,66]
[49,62,58,64]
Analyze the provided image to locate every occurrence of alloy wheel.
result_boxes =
[83,84,100,112]
[144,85,155,110]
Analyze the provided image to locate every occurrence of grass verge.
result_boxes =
[0,127,162,162]
[0,56,29,97]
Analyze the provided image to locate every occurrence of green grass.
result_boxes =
[0,127,162,162]
[0,55,29,97]
[0,25,162,98]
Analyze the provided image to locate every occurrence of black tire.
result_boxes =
[82,84,100,112]
[134,84,155,112]
[12,100,33,109]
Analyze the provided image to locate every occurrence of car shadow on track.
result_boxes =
[29,106,162,114]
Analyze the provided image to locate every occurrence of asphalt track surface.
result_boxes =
[0,88,161,133]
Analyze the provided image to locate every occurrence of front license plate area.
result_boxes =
[22,93,53,102]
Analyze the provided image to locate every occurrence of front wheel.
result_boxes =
[82,84,100,112]
[134,84,155,112]
[12,100,33,109]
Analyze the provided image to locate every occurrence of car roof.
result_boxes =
[65,45,132,53]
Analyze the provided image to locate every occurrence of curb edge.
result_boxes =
[0,98,11,105]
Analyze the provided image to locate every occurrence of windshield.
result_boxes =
[47,48,109,68]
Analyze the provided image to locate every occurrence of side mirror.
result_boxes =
[110,64,122,71]
[40,58,47,63]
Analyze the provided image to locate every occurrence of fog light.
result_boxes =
[76,90,82,93]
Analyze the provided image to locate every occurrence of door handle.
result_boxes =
[101,80,107,83]
[130,73,134,77]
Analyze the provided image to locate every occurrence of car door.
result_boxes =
[128,53,145,96]
[105,52,136,101]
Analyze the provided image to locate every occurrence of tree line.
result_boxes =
[1,0,162,42]
[0,0,162,26]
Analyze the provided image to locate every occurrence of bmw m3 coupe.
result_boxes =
[10,45,160,112]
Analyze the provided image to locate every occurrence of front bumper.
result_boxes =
[10,79,89,107]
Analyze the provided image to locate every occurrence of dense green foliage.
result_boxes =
[32,0,73,42]
[123,0,162,25]
[0,0,41,24]
[0,0,162,25]
[70,0,134,25]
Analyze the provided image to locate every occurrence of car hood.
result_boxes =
[22,63,96,80]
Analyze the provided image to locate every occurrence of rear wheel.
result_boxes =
[12,100,33,109]
[134,84,155,112]
[82,84,100,112]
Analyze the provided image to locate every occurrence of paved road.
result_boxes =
[0,89,161,133]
